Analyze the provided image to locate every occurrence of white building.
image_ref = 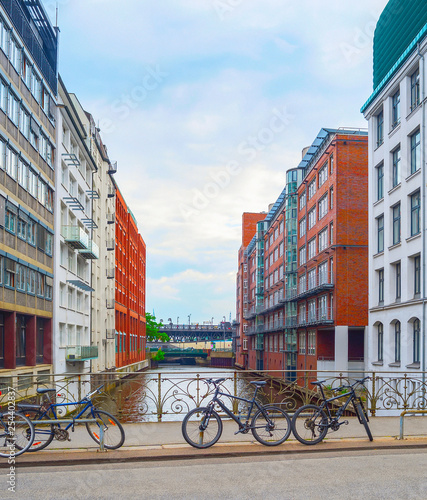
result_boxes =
[69,96,116,372]
[362,1,427,374]
[53,77,98,377]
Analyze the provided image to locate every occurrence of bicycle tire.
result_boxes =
[251,405,291,446]
[0,412,35,458]
[355,403,373,441]
[292,404,329,445]
[17,410,55,452]
[182,407,223,449]
[86,410,125,450]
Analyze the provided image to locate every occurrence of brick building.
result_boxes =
[293,129,368,375]
[114,183,147,371]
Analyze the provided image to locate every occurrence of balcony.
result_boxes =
[106,240,115,251]
[106,268,115,279]
[106,213,115,224]
[62,225,89,250]
[295,275,334,301]
[297,307,334,327]
[108,162,117,175]
[263,319,285,333]
[79,240,100,260]
[106,329,115,340]
[66,345,98,362]
[106,299,115,309]
[107,186,116,198]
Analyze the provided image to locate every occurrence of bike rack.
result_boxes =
[31,418,106,452]
[399,410,427,440]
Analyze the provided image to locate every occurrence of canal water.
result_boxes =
[106,364,269,423]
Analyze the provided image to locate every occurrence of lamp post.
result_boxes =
[222,316,226,350]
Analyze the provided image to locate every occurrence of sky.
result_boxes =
[46,0,389,325]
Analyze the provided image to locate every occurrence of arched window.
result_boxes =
[394,321,401,363]
[413,319,420,363]
[378,323,383,361]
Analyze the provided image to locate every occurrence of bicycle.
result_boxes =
[291,376,373,445]
[0,411,35,458]
[181,378,291,448]
[17,385,125,451]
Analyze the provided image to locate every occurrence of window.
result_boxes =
[377,323,383,362]
[391,90,400,127]
[377,215,384,253]
[299,303,306,324]
[16,264,26,292]
[330,154,334,175]
[308,238,316,260]
[299,192,306,210]
[18,159,28,189]
[410,130,421,174]
[299,274,306,294]
[9,35,20,70]
[318,295,327,319]
[19,106,29,138]
[378,269,384,303]
[5,209,16,233]
[8,89,19,126]
[299,332,306,354]
[308,179,316,199]
[410,68,420,111]
[17,217,27,240]
[392,203,400,245]
[411,190,421,236]
[6,147,18,179]
[318,163,328,187]
[307,299,316,322]
[318,227,328,252]
[27,269,35,294]
[394,321,401,363]
[45,232,53,256]
[299,217,306,238]
[392,147,400,187]
[307,268,316,290]
[376,110,384,147]
[414,255,421,296]
[27,219,36,246]
[330,222,334,245]
[329,187,334,210]
[376,163,384,200]
[308,207,316,230]
[5,259,15,288]
[318,195,328,220]
[318,261,328,284]
[307,331,316,355]
[299,246,306,265]
[414,319,420,364]
[395,262,401,300]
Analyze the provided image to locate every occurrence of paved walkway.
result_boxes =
[4,415,427,467]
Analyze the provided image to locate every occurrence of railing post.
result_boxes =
[371,372,376,417]
[157,373,162,421]
[196,373,200,407]
[78,375,81,402]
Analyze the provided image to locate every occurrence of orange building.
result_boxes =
[114,183,147,370]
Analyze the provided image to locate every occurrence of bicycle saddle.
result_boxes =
[37,388,56,394]
[250,381,267,386]
[311,380,327,386]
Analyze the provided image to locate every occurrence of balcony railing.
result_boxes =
[108,162,117,174]
[106,240,115,251]
[62,225,89,250]
[106,299,115,309]
[107,186,116,198]
[106,213,115,224]
[106,268,115,279]
[296,275,334,300]
[106,329,116,340]
[65,345,99,361]
[79,240,100,260]
[297,307,334,327]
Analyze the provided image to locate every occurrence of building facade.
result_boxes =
[53,77,98,375]
[294,129,368,376]
[0,0,58,381]
[114,184,147,371]
[362,0,427,373]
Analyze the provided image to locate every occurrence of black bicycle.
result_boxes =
[182,378,291,448]
[292,377,372,445]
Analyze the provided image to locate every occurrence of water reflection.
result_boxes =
[106,365,270,423]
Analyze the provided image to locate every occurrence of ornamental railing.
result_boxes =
[1,370,427,421]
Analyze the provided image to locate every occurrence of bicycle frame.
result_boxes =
[316,384,364,425]
[32,398,95,432]
[207,385,265,429]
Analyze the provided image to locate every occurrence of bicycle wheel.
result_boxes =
[182,407,223,449]
[292,404,329,445]
[355,403,373,441]
[251,405,291,446]
[17,410,54,452]
[86,410,125,450]
[0,412,35,457]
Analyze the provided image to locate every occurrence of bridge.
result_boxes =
[147,347,209,365]
[156,322,235,342]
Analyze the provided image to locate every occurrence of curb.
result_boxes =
[6,438,427,468]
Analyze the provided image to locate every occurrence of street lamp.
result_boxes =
[222,316,226,350]
[211,317,214,325]
[177,316,179,326]
[188,314,191,326]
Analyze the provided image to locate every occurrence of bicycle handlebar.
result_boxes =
[205,378,226,386]
[83,384,104,401]
[333,377,370,392]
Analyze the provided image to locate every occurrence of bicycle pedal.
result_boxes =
[343,420,349,426]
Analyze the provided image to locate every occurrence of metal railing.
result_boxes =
[2,370,427,422]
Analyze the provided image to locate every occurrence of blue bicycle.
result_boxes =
[17,385,125,451]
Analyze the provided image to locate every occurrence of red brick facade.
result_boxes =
[115,186,146,369]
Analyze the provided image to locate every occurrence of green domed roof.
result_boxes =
[373,0,427,88]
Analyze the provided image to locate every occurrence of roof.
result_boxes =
[361,0,427,113]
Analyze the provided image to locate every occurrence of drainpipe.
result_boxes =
[418,43,426,378]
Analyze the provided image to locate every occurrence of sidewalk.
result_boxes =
[4,416,427,468]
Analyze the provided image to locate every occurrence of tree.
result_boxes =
[146,313,170,342]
